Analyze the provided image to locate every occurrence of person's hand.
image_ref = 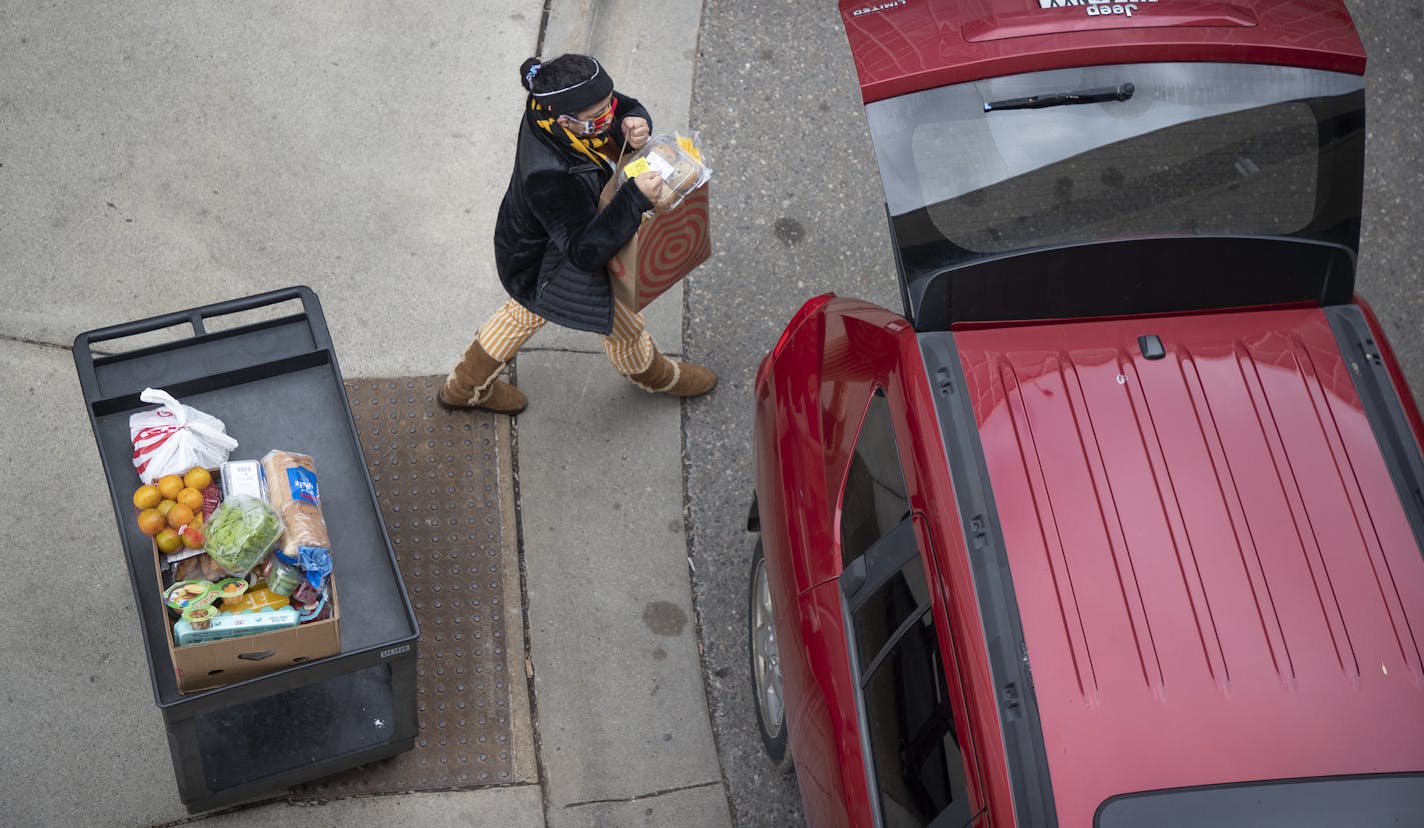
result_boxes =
[633,170,664,203]
[622,116,650,150]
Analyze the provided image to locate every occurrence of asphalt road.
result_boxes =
[684,2,896,824]
[683,2,1424,825]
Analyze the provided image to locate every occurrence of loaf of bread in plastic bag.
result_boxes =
[260,449,331,560]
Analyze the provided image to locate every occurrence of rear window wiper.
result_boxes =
[983,82,1134,112]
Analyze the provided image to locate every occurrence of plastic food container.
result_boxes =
[213,577,250,606]
[203,495,284,576]
[264,555,303,597]
[621,135,710,212]
[182,604,219,630]
[174,606,300,647]
[217,584,290,614]
[297,591,332,624]
[165,580,216,616]
[220,460,267,501]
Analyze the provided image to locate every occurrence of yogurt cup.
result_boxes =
[182,604,219,630]
[165,580,216,616]
[214,577,250,606]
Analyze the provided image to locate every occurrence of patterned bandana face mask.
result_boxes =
[558,97,617,137]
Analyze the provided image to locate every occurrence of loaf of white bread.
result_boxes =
[260,449,331,560]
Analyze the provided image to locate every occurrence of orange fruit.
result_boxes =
[156,474,184,501]
[184,467,212,491]
[133,485,162,510]
[156,499,177,518]
[167,504,195,530]
[136,508,166,536]
[177,487,205,511]
[155,528,182,554]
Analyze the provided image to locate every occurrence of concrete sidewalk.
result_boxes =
[0,0,728,825]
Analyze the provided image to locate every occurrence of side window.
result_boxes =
[840,389,910,569]
[844,517,974,827]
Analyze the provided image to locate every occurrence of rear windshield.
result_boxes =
[865,62,1364,271]
[1097,774,1424,828]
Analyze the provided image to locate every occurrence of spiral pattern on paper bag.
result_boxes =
[609,186,710,309]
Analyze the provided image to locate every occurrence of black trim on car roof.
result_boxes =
[1326,305,1424,556]
[909,235,1356,332]
[1094,772,1424,827]
[917,332,1058,827]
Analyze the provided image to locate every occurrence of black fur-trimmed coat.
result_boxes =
[492,92,654,335]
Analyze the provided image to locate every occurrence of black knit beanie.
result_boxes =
[520,55,615,116]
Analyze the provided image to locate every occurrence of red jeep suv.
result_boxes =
[747,1,1424,825]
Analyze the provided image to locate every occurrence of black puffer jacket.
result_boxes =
[492,92,654,334]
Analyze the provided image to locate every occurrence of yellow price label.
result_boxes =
[623,157,651,178]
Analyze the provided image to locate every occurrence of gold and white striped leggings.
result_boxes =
[476,298,656,376]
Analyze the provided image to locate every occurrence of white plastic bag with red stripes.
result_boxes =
[129,388,239,483]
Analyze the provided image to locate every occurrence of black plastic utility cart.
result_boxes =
[73,286,420,813]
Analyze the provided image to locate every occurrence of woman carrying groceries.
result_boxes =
[440,53,717,414]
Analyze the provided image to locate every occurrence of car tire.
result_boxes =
[748,538,793,770]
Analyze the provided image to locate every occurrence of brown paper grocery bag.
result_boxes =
[598,177,711,311]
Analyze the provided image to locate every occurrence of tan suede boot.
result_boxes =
[628,349,718,397]
[438,339,528,414]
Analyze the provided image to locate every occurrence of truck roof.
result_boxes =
[840,0,1366,103]
[951,306,1424,824]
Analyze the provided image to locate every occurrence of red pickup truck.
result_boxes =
[747,2,1424,825]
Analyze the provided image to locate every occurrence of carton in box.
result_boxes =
[153,550,340,693]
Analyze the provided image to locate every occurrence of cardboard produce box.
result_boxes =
[153,551,340,693]
[140,458,341,693]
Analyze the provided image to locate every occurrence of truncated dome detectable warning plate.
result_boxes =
[292,377,518,798]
